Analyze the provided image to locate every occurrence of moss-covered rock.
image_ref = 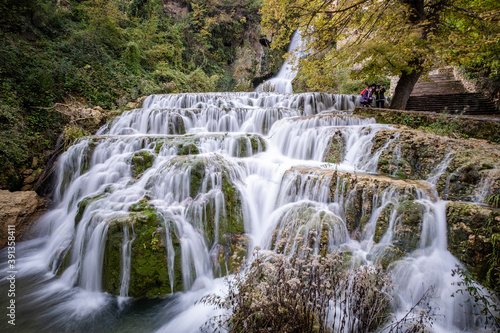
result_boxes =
[248,134,266,155]
[446,202,500,294]
[130,150,156,178]
[75,188,112,224]
[215,233,250,277]
[375,245,406,270]
[375,200,425,251]
[442,159,500,203]
[369,128,500,201]
[270,202,346,256]
[102,204,183,298]
[343,182,375,241]
[323,131,344,164]
[283,167,433,268]
[154,155,245,246]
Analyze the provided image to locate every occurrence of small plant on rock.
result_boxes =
[487,194,500,208]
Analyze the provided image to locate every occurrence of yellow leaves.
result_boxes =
[262,0,500,92]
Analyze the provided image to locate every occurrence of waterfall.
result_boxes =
[255,30,304,93]
[0,89,496,333]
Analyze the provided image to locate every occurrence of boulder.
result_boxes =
[102,205,181,297]
[0,190,48,248]
[270,202,346,256]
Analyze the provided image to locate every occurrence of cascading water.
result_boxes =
[1,88,496,332]
[255,30,304,93]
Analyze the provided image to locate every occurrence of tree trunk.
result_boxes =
[390,69,423,110]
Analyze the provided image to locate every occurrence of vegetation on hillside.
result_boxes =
[262,0,500,108]
[0,0,281,190]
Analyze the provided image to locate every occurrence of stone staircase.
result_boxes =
[405,70,498,115]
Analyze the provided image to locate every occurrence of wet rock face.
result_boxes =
[284,167,432,267]
[327,170,430,240]
[323,131,344,164]
[131,150,156,178]
[102,206,180,297]
[270,203,346,256]
[442,155,500,202]
[0,190,48,248]
[100,205,248,297]
[373,129,450,180]
[371,128,500,202]
[215,233,250,277]
[446,202,500,294]
[231,31,285,87]
[92,154,247,298]
[373,195,425,254]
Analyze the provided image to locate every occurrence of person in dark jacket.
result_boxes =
[374,83,386,108]
[360,84,375,107]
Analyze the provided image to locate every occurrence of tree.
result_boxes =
[261,0,500,109]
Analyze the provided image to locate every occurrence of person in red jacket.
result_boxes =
[360,84,375,107]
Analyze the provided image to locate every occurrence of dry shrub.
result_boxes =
[202,236,394,333]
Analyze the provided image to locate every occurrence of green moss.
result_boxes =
[101,202,184,298]
[447,202,500,294]
[75,190,110,224]
[102,217,128,294]
[154,142,164,154]
[323,134,344,164]
[131,150,156,178]
[393,201,425,251]
[80,140,98,175]
[248,134,266,154]
[377,245,406,270]
[395,169,408,179]
[236,136,249,157]
[354,107,500,143]
[176,142,199,155]
[220,175,245,236]
[188,158,207,197]
[199,168,245,246]
[375,203,394,243]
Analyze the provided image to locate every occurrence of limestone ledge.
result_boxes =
[286,167,500,291]
[353,107,500,142]
[369,127,500,202]
[282,167,434,267]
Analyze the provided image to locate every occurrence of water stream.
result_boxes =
[256,30,303,93]
[0,90,495,333]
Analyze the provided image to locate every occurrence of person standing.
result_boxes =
[374,83,386,108]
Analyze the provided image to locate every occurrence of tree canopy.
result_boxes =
[261,0,500,109]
